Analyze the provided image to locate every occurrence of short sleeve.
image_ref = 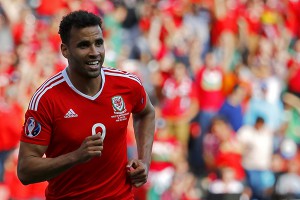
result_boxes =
[131,79,147,114]
[20,97,52,146]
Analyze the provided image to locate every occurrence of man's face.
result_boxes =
[61,25,105,79]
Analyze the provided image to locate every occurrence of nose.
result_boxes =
[89,45,98,56]
[89,45,104,57]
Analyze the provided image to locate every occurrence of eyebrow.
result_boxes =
[95,38,104,44]
[76,40,90,47]
[76,38,103,47]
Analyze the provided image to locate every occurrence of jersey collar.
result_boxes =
[62,67,105,100]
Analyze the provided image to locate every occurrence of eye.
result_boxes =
[95,39,103,47]
[79,44,89,49]
[77,41,90,49]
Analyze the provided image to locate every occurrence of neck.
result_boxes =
[66,67,102,96]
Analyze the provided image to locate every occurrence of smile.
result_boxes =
[86,61,100,65]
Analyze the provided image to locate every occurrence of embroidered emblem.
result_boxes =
[111,95,129,122]
[112,96,125,112]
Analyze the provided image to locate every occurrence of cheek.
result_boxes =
[69,51,86,61]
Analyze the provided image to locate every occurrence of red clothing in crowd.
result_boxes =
[195,66,225,112]
[0,102,23,151]
[36,0,67,16]
[285,0,300,38]
[241,8,262,36]
[211,1,243,45]
[287,58,300,94]
[161,77,198,118]
[215,151,245,181]
[204,133,245,181]
[150,133,179,171]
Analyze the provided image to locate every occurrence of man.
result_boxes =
[17,10,155,200]
[237,116,275,200]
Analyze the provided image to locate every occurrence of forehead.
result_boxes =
[69,25,103,43]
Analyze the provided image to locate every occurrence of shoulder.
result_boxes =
[28,71,66,111]
[103,67,142,86]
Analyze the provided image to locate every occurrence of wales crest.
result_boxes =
[112,96,125,112]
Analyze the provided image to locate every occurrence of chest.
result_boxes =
[50,88,133,146]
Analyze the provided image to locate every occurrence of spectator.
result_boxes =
[274,154,300,199]
[218,82,248,132]
[211,0,242,71]
[281,92,300,145]
[0,5,14,53]
[103,2,127,68]
[238,116,276,200]
[203,115,245,182]
[239,0,264,55]
[286,38,300,98]
[160,61,199,151]
[244,81,283,130]
[189,50,225,176]
[147,118,181,199]
[0,87,23,200]
[208,167,244,197]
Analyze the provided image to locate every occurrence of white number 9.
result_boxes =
[92,123,106,140]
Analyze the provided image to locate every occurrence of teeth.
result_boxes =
[87,61,99,65]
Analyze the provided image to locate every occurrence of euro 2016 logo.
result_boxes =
[25,117,41,138]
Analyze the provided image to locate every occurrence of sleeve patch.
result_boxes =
[24,117,42,138]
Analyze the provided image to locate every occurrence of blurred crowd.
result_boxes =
[0,0,300,199]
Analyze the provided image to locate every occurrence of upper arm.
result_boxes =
[17,141,48,181]
[133,93,155,119]
[18,141,48,161]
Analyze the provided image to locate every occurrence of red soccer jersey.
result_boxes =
[20,67,147,200]
[161,77,198,118]
[195,66,225,112]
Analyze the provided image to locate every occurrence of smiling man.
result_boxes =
[17,10,155,200]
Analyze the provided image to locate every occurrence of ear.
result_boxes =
[61,43,69,59]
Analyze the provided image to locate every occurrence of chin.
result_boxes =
[87,70,101,78]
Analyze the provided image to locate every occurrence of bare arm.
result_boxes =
[17,133,103,185]
[127,94,155,187]
[133,93,155,168]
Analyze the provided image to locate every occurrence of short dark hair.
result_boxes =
[255,116,265,124]
[58,10,102,44]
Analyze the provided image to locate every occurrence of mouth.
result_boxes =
[86,60,101,69]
